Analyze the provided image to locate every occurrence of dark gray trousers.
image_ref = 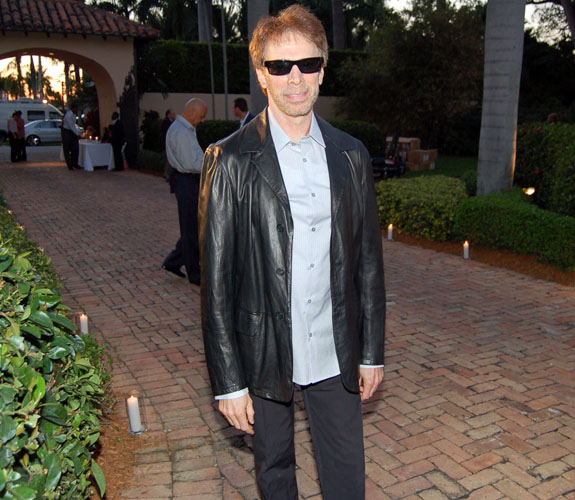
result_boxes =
[252,376,365,500]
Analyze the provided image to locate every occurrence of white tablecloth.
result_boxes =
[79,140,115,171]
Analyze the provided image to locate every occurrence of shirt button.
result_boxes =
[311,193,316,197]
[303,158,307,163]
[310,263,315,268]
[276,312,284,320]
[307,299,312,303]
[309,332,313,338]
[311,227,316,232]
[276,268,285,276]
[276,224,284,232]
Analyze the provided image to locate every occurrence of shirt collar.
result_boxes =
[268,108,325,153]
[176,114,195,132]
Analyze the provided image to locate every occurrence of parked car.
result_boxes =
[25,119,64,146]
[0,99,63,143]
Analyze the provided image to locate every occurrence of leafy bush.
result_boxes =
[0,240,106,499]
[376,175,467,241]
[196,120,240,150]
[328,120,386,157]
[0,206,61,291]
[453,189,575,270]
[137,40,362,97]
[140,110,163,152]
[134,149,165,174]
[515,122,575,217]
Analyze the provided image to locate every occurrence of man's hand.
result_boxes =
[218,394,255,435]
[359,366,384,401]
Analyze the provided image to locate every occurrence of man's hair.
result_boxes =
[165,108,173,118]
[234,98,248,112]
[112,111,119,120]
[249,4,329,70]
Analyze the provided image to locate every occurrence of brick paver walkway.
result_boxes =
[1,160,574,500]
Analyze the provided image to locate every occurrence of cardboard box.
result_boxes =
[386,137,421,153]
[407,149,438,164]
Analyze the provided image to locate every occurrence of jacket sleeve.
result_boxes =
[357,144,386,366]
[199,146,246,395]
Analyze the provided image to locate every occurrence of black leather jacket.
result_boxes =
[199,111,385,402]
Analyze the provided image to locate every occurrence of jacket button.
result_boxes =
[276,224,284,232]
[276,268,285,276]
[275,312,284,320]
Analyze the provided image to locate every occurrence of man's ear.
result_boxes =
[318,66,324,86]
[255,67,267,91]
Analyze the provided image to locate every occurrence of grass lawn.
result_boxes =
[405,155,477,179]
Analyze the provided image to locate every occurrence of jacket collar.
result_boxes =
[239,109,354,216]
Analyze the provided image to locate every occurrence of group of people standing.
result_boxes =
[7,110,27,163]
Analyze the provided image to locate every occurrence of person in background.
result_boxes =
[162,98,207,285]
[7,111,19,162]
[233,97,255,128]
[61,104,82,170]
[14,111,27,162]
[110,111,125,171]
[199,5,385,499]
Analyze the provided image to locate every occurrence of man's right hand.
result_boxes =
[218,394,255,435]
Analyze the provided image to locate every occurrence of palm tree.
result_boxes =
[332,0,346,49]
[248,0,269,114]
[476,0,526,195]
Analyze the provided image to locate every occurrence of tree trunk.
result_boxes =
[30,56,37,99]
[559,0,575,48]
[38,57,44,99]
[477,0,526,196]
[15,56,23,98]
[198,0,212,42]
[248,0,269,114]
[332,0,346,50]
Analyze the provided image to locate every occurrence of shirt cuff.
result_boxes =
[214,388,249,400]
[360,364,384,369]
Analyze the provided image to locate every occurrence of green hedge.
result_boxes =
[515,122,575,217]
[376,175,468,241]
[138,118,386,168]
[453,190,575,270]
[137,39,364,97]
[0,239,106,499]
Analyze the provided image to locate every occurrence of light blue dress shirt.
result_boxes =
[166,115,203,174]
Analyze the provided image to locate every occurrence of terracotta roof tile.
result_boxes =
[0,0,160,39]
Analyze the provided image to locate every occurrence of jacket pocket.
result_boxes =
[235,308,263,337]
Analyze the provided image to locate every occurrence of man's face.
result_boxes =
[256,33,324,121]
[168,110,176,121]
[186,105,207,128]
[233,106,242,118]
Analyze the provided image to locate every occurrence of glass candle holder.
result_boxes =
[125,390,147,435]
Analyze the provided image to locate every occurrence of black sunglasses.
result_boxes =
[264,57,324,76]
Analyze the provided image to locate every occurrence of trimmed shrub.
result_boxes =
[141,110,163,152]
[0,239,106,498]
[135,149,165,174]
[453,189,575,270]
[376,175,467,241]
[328,120,386,157]
[197,120,240,150]
[515,122,575,217]
[137,40,363,97]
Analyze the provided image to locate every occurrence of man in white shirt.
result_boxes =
[61,104,82,170]
[199,6,385,499]
[162,98,207,285]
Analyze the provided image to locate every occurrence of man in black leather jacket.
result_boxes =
[199,5,385,499]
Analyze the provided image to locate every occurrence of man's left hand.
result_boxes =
[359,366,384,401]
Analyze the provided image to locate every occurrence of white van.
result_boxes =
[0,99,63,142]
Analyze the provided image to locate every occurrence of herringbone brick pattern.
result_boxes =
[0,160,574,500]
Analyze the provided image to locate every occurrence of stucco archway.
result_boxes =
[1,35,133,136]
[1,0,159,164]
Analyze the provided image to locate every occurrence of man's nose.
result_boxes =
[288,64,303,84]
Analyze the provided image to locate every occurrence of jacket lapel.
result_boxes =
[240,111,291,211]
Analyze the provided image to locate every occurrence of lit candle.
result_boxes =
[463,241,470,259]
[387,224,393,241]
[79,313,89,334]
[126,395,144,434]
